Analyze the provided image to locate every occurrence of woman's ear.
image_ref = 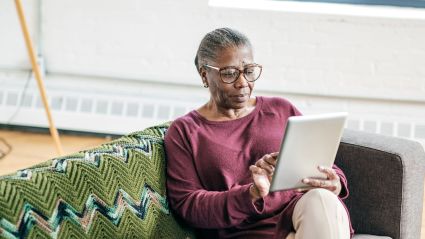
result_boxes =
[200,68,208,81]
[199,68,209,88]
[199,66,206,77]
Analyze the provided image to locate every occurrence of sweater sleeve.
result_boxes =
[333,164,350,199]
[251,162,349,214]
[251,162,350,216]
[164,122,264,229]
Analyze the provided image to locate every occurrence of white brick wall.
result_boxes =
[0,0,424,144]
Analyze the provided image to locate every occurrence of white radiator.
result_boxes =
[0,72,206,135]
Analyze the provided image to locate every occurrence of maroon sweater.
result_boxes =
[165,96,354,239]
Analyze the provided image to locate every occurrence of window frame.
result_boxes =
[275,0,425,9]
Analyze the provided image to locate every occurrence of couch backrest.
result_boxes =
[338,129,425,239]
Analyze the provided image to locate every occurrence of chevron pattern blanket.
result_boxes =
[0,123,194,238]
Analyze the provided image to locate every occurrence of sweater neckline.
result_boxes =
[191,96,263,125]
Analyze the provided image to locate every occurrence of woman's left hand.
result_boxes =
[300,166,342,196]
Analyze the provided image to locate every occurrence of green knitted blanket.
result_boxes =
[0,123,194,238]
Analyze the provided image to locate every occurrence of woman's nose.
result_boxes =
[234,72,248,88]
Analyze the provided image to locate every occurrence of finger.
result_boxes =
[270,152,279,158]
[317,166,339,180]
[302,178,332,188]
[250,165,268,175]
[260,160,275,175]
[255,155,270,166]
[296,188,310,193]
[263,155,277,166]
[256,158,275,175]
[250,165,260,173]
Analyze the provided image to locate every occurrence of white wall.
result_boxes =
[0,0,424,143]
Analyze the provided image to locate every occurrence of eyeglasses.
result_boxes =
[203,63,262,84]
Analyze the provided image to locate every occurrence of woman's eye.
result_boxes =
[222,70,237,77]
[245,67,255,74]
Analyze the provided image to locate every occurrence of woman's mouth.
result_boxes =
[232,94,248,102]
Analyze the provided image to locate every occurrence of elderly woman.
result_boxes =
[164,28,354,239]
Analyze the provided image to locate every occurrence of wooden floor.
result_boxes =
[0,129,111,176]
[0,129,424,238]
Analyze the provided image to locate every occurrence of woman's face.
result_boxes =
[201,45,255,110]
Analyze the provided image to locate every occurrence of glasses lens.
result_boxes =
[220,68,240,83]
[244,66,261,82]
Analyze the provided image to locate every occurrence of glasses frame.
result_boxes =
[203,63,263,84]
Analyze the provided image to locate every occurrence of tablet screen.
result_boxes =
[270,112,347,192]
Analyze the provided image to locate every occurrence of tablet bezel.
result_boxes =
[269,112,347,192]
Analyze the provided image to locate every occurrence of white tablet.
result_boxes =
[269,112,348,192]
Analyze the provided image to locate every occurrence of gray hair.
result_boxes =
[194,28,252,73]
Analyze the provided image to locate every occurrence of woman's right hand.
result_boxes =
[249,152,278,201]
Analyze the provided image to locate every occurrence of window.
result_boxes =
[209,0,425,19]
[275,0,425,8]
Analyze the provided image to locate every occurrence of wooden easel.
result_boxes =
[14,0,64,156]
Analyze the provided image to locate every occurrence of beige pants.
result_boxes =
[285,188,350,239]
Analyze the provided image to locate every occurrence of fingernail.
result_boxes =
[318,166,324,170]
[302,178,309,183]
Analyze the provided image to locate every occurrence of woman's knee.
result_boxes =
[303,188,338,203]
[294,188,341,216]
[291,188,350,238]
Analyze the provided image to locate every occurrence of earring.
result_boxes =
[203,83,209,88]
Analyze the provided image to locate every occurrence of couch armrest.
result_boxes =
[335,129,425,239]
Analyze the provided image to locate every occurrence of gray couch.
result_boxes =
[338,130,425,239]
[0,125,423,239]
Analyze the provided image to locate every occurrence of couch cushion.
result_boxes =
[353,234,392,239]
[0,123,194,238]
